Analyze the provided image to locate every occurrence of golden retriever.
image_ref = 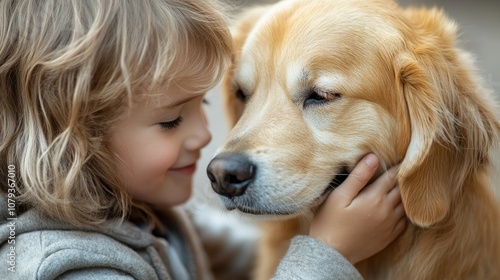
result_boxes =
[206,0,500,279]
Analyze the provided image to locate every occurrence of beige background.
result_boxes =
[194,0,500,203]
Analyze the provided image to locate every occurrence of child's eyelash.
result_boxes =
[159,116,183,129]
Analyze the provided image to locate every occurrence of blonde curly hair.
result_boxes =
[0,0,231,226]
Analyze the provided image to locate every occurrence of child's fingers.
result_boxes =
[335,154,379,204]
[392,216,407,237]
[387,186,402,207]
[394,202,406,220]
[362,165,399,196]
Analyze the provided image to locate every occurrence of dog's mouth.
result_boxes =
[221,195,299,216]
[225,203,297,216]
[321,166,350,196]
[220,167,351,217]
[310,166,350,207]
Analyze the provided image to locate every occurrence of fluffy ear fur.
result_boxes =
[396,54,452,227]
[396,8,499,227]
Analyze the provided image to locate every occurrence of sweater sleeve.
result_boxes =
[0,230,160,280]
[272,235,363,280]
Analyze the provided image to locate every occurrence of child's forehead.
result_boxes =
[162,74,216,92]
[136,81,205,108]
[128,61,219,110]
[148,91,204,109]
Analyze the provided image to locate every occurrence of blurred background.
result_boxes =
[193,0,500,208]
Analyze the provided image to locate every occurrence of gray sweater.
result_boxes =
[0,198,362,279]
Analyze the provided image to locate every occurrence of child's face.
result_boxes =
[110,81,211,209]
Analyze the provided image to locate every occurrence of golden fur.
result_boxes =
[216,0,500,279]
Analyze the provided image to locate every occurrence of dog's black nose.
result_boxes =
[207,154,255,197]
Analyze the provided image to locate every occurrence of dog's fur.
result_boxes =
[214,0,500,279]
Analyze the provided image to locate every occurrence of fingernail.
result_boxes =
[364,154,378,168]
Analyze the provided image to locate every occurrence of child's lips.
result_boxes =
[170,163,197,174]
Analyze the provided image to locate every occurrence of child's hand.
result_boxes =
[309,154,406,264]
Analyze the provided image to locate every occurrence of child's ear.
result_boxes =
[223,5,271,127]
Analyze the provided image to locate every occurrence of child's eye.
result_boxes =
[159,116,183,129]
[202,98,209,105]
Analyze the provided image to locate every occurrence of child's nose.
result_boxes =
[185,116,212,151]
[197,125,212,149]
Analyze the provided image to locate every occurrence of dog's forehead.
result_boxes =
[237,0,402,87]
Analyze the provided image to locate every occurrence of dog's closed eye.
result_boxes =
[303,89,342,107]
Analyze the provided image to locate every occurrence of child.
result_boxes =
[0,0,405,279]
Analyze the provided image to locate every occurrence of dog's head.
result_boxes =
[207,0,497,226]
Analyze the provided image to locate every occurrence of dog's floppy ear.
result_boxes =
[396,53,452,228]
[223,5,271,127]
[395,7,456,228]
[395,8,499,227]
